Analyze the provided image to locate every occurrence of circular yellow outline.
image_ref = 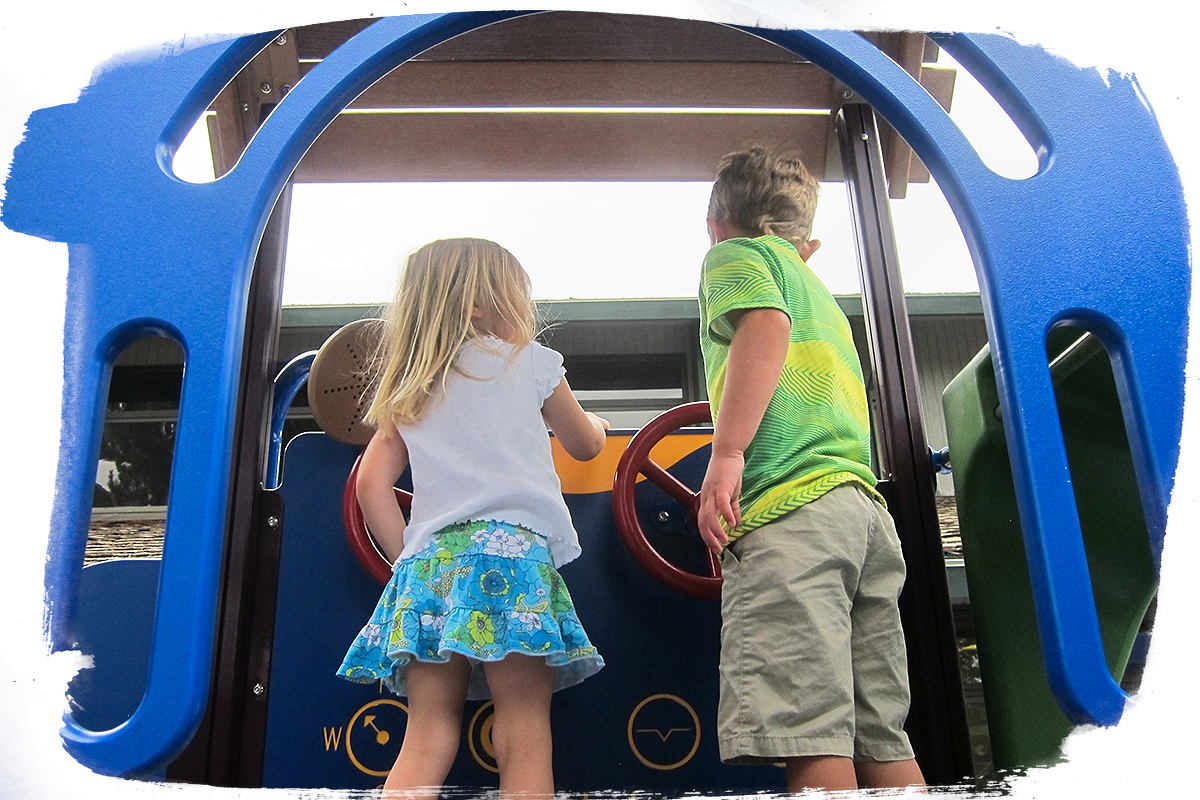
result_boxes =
[627,693,701,771]
[345,698,409,777]
[468,701,500,774]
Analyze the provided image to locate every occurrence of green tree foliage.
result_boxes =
[98,421,176,506]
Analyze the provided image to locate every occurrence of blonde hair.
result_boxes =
[707,145,819,248]
[365,238,537,428]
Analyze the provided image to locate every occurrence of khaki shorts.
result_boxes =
[718,483,915,764]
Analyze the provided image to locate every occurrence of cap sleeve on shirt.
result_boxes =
[701,239,789,344]
[529,341,567,400]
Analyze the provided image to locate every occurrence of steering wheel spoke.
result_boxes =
[639,459,700,520]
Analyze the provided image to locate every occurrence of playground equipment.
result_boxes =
[943,333,1159,770]
[3,6,1188,788]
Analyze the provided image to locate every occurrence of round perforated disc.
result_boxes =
[307,318,383,445]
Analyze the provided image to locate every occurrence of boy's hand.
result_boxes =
[698,450,744,555]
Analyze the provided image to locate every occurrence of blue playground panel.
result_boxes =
[264,431,778,792]
[4,7,1188,780]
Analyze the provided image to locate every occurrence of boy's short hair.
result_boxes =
[708,145,819,245]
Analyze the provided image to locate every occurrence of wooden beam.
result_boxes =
[920,66,956,113]
[294,12,803,63]
[325,60,836,110]
[206,31,300,177]
[905,66,957,186]
[877,32,928,199]
[237,17,959,189]
[292,110,831,182]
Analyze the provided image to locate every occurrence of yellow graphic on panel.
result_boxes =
[468,701,500,773]
[345,698,409,777]
[627,693,701,771]
[552,431,712,494]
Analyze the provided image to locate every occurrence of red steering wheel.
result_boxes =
[343,451,412,585]
[613,402,722,601]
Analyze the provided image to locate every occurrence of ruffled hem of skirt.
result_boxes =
[339,639,604,700]
[336,526,604,699]
[337,599,605,698]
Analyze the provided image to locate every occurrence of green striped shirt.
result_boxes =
[699,236,882,542]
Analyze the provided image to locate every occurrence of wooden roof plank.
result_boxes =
[291,110,831,182]
[294,12,802,63]
[322,60,836,110]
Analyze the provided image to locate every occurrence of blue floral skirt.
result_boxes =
[337,519,604,699]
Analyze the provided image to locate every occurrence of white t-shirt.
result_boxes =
[395,337,582,567]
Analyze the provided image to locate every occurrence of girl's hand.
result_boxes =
[585,411,611,432]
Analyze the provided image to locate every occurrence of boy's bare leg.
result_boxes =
[785,755,858,793]
[383,655,472,799]
[855,758,927,791]
[484,653,557,799]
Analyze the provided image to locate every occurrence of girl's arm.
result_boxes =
[356,425,410,564]
[542,378,610,461]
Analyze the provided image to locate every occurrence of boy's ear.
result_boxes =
[706,217,721,247]
[799,239,822,261]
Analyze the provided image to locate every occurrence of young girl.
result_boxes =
[336,238,609,798]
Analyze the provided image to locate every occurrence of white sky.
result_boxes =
[2,2,1197,799]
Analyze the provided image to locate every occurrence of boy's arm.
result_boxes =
[356,425,410,564]
[698,307,791,555]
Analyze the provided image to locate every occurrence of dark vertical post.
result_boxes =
[836,103,974,783]
[166,185,291,786]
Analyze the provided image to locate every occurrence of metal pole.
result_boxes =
[836,103,974,783]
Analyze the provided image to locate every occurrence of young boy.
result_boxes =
[696,146,925,793]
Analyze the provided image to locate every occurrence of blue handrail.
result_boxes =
[266,351,316,490]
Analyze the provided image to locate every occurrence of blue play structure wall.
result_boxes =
[264,431,772,792]
[3,7,1188,780]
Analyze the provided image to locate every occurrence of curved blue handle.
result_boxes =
[266,351,316,490]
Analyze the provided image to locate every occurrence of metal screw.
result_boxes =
[841,88,854,100]
[252,683,266,696]
[275,33,288,46]
[267,516,280,528]
[260,82,273,95]
[280,84,292,97]
[242,102,250,112]
[656,511,670,523]
[861,133,869,141]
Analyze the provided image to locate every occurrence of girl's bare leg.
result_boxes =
[383,655,472,800]
[483,654,556,799]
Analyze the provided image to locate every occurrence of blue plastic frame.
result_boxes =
[1,9,1188,778]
